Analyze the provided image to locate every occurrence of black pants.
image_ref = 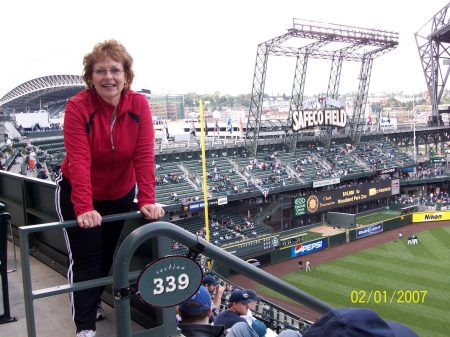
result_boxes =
[55,173,135,332]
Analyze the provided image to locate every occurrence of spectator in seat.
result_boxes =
[302,307,418,337]
[28,148,36,171]
[240,290,267,337]
[240,289,302,337]
[203,274,225,320]
[240,290,260,325]
[178,286,226,337]
[37,168,48,180]
[214,289,253,329]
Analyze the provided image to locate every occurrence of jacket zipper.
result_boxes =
[110,113,117,152]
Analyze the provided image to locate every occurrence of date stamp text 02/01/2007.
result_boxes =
[349,289,428,304]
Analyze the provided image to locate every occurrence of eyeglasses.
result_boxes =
[93,68,124,77]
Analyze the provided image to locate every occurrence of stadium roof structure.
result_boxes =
[0,75,84,111]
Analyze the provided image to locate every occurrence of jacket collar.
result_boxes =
[88,89,133,117]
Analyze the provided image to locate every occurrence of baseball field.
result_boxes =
[256,225,450,337]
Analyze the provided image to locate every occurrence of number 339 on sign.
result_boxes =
[137,255,202,307]
[153,274,190,295]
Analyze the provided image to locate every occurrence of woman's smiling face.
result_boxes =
[92,56,126,106]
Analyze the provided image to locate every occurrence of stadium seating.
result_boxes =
[155,160,201,205]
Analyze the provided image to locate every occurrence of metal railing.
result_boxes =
[113,221,332,337]
[0,206,17,324]
[19,213,333,337]
[18,211,167,337]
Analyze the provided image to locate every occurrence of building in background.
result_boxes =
[141,91,185,121]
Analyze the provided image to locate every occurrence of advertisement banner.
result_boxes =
[188,200,205,211]
[293,196,307,216]
[292,180,397,215]
[412,211,450,222]
[187,198,228,211]
[291,238,326,257]
[313,177,340,188]
[391,179,400,195]
[356,223,383,239]
[217,197,228,205]
[378,168,396,175]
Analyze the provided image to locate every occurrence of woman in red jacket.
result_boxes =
[55,40,164,337]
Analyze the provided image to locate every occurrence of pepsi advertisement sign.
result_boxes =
[291,238,326,257]
[356,223,383,239]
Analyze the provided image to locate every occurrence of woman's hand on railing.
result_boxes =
[77,210,102,228]
[140,204,165,220]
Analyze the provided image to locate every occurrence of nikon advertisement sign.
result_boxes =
[292,96,346,131]
[292,179,398,215]
[412,211,450,222]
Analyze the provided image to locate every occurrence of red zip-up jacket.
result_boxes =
[61,89,155,217]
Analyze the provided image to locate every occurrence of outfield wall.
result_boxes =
[328,232,346,248]
[348,213,413,241]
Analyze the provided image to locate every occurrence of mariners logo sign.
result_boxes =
[307,195,319,213]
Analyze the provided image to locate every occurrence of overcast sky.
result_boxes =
[0,0,447,99]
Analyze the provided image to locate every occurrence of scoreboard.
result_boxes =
[293,179,399,216]
[222,235,280,258]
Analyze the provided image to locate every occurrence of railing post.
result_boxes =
[0,202,17,324]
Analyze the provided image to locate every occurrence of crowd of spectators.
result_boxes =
[177,273,304,337]
[393,190,449,210]
[191,214,258,247]
[415,163,446,178]
[356,142,411,170]
[243,153,293,189]
[4,133,449,215]
[156,171,185,185]
[0,137,14,170]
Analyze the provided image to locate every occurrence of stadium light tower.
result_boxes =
[415,2,450,125]
[245,19,398,156]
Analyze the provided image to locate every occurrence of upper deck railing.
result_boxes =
[19,213,332,337]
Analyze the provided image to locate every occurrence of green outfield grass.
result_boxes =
[355,210,401,225]
[257,226,450,337]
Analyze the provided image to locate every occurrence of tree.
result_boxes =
[184,92,198,107]
[386,97,401,107]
